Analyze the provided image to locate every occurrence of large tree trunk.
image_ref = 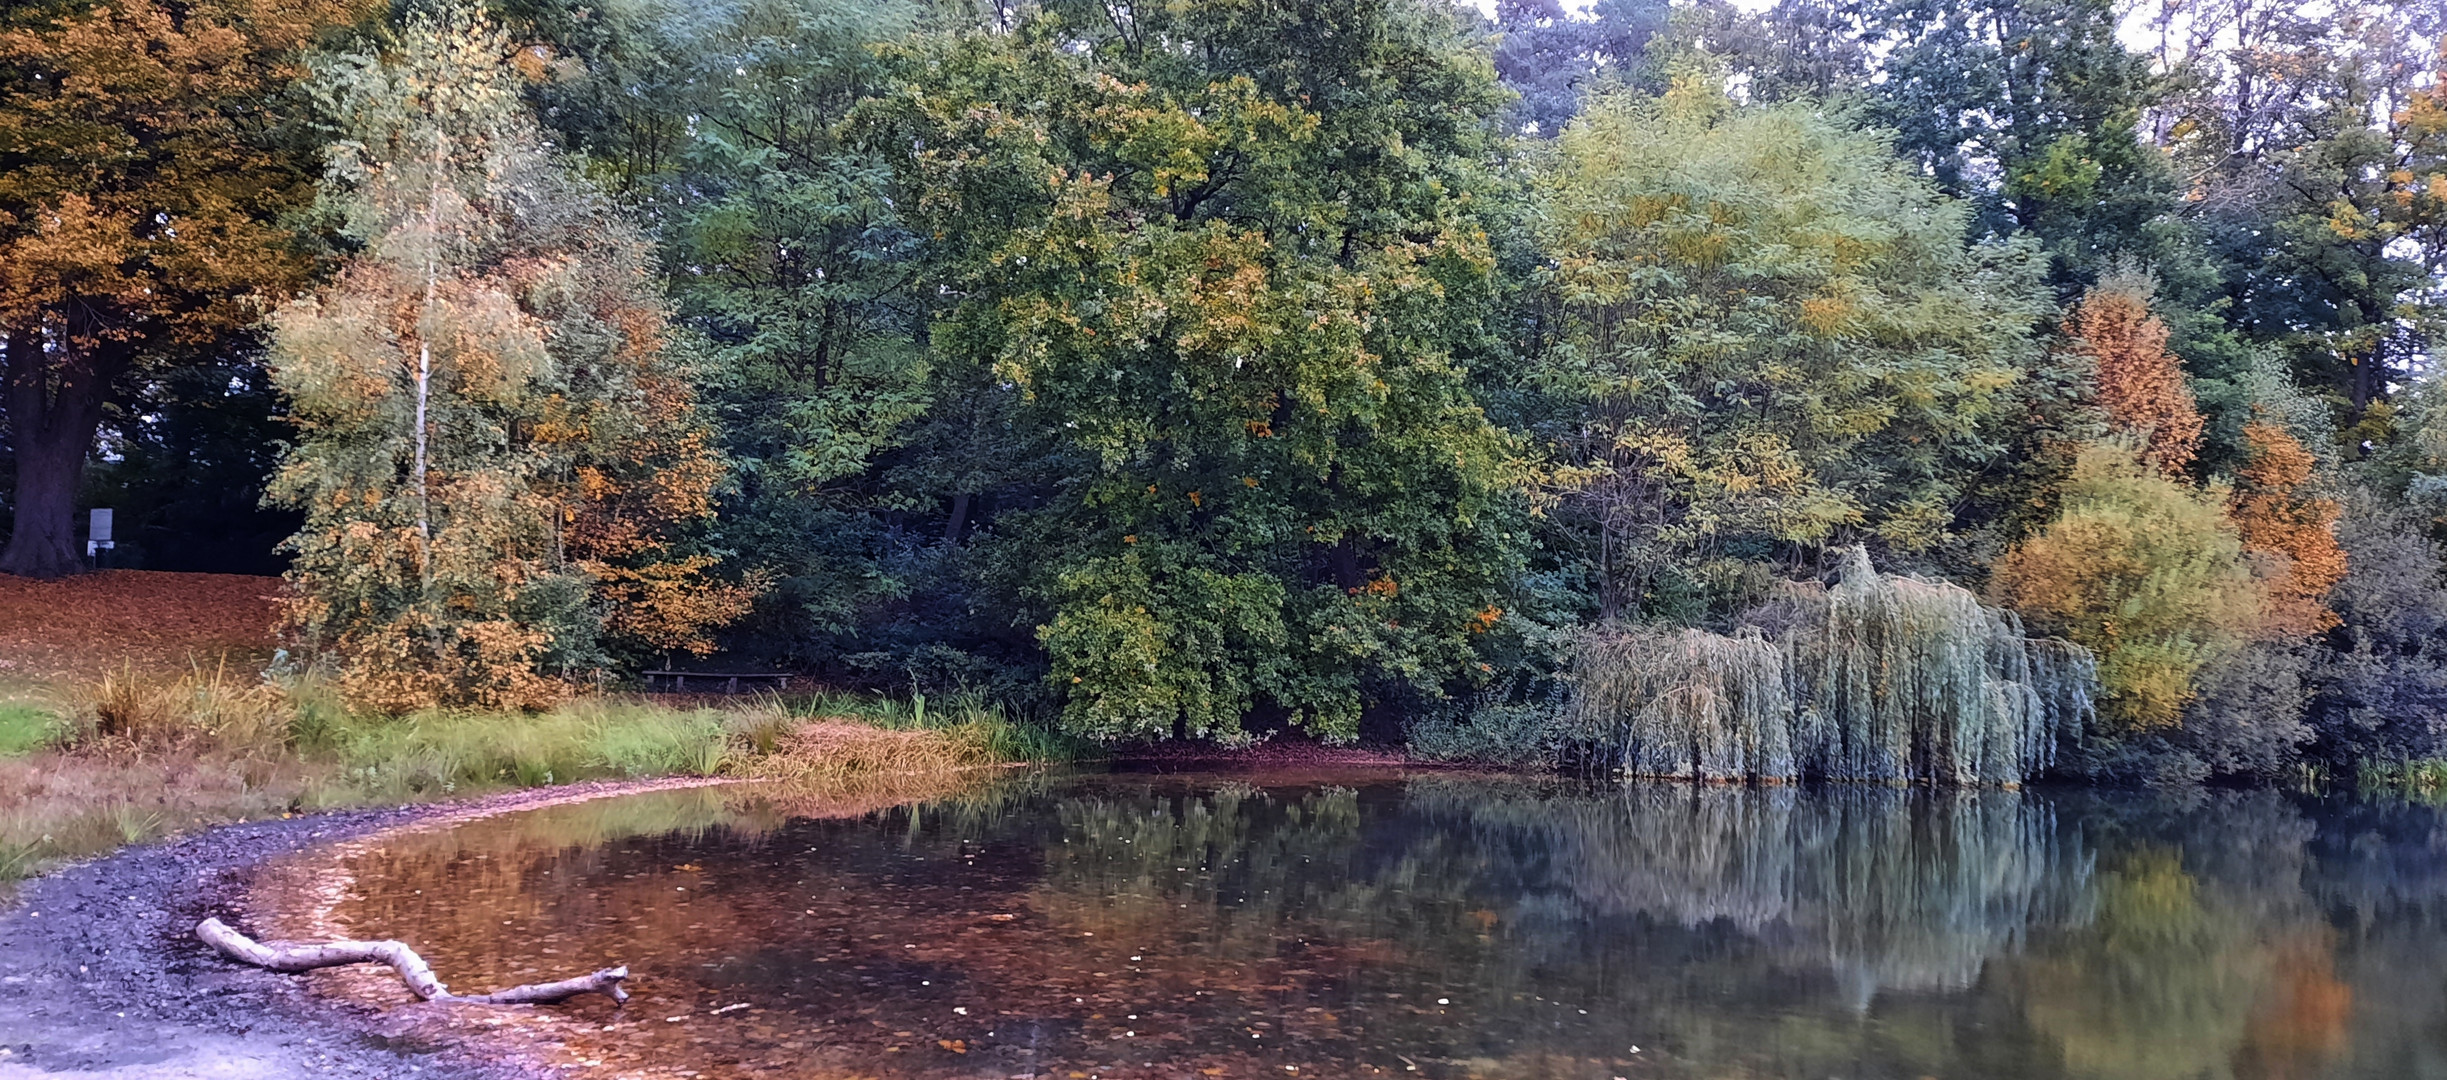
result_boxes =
[0,328,113,579]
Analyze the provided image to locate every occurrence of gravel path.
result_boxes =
[0,779,737,1080]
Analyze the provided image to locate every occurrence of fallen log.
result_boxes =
[196,917,628,1005]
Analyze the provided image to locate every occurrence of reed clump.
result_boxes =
[1568,547,2098,785]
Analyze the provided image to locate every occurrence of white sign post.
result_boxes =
[87,507,114,560]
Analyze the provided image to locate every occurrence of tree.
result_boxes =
[1535,82,2053,621]
[2068,276,2204,476]
[270,2,744,711]
[2143,0,2447,415]
[1486,0,1668,137]
[855,0,1537,742]
[0,0,376,577]
[644,0,929,661]
[1862,0,2168,285]
[1990,442,2263,730]
[2228,418,2346,637]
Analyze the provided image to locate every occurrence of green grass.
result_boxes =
[313,699,734,801]
[0,702,61,757]
[0,674,1065,885]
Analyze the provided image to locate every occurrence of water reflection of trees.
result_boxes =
[1023,780,2447,1079]
[319,777,2447,1080]
[1407,782,2097,1004]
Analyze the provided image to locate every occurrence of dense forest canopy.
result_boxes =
[6,0,2447,781]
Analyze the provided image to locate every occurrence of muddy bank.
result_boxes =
[0,778,739,1080]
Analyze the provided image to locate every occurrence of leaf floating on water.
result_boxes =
[937,1039,968,1054]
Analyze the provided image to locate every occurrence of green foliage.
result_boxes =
[1535,82,2053,619]
[854,0,1538,742]
[1990,442,2264,731]
[531,0,933,657]
[1567,547,2095,783]
[1866,0,2167,286]
[1406,681,1571,766]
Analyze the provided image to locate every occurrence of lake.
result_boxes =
[309,770,2447,1078]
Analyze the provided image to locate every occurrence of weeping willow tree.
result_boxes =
[1572,627,1794,780]
[1568,548,2096,784]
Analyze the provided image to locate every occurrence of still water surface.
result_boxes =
[323,771,2447,1078]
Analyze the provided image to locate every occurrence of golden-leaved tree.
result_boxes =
[0,0,377,577]
[269,2,747,712]
[2228,416,2346,637]
[1989,442,2262,730]
[2064,275,2203,476]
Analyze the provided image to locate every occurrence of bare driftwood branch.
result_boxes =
[196,918,628,1005]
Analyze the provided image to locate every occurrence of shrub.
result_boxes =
[2304,494,2447,765]
[1990,442,2263,730]
[1408,681,1570,767]
[2173,640,2313,778]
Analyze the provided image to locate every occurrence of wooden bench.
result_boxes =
[642,671,797,694]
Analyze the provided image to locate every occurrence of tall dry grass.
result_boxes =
[0,669,1066,885]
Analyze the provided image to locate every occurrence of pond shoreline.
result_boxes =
[0,775,752,1080]
[0,750,1472,1079]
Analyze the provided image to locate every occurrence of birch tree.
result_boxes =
[270,2,745,711]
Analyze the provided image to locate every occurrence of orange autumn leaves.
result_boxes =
[0,0,378,349]
[2068,279,2345,635]
[2070,286,2204,477]
[1992,281,2346,728]
[2232,419,2346,637]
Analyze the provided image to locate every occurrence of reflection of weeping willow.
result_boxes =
[1570,547,2098,784]
[1412,780,2096,1006]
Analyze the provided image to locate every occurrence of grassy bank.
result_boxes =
[0,667,1075,883]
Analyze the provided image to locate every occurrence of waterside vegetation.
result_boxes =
[0,664,1060,883]
[2,0,2446,788]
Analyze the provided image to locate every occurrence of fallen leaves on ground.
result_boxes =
[0,570,283,684]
